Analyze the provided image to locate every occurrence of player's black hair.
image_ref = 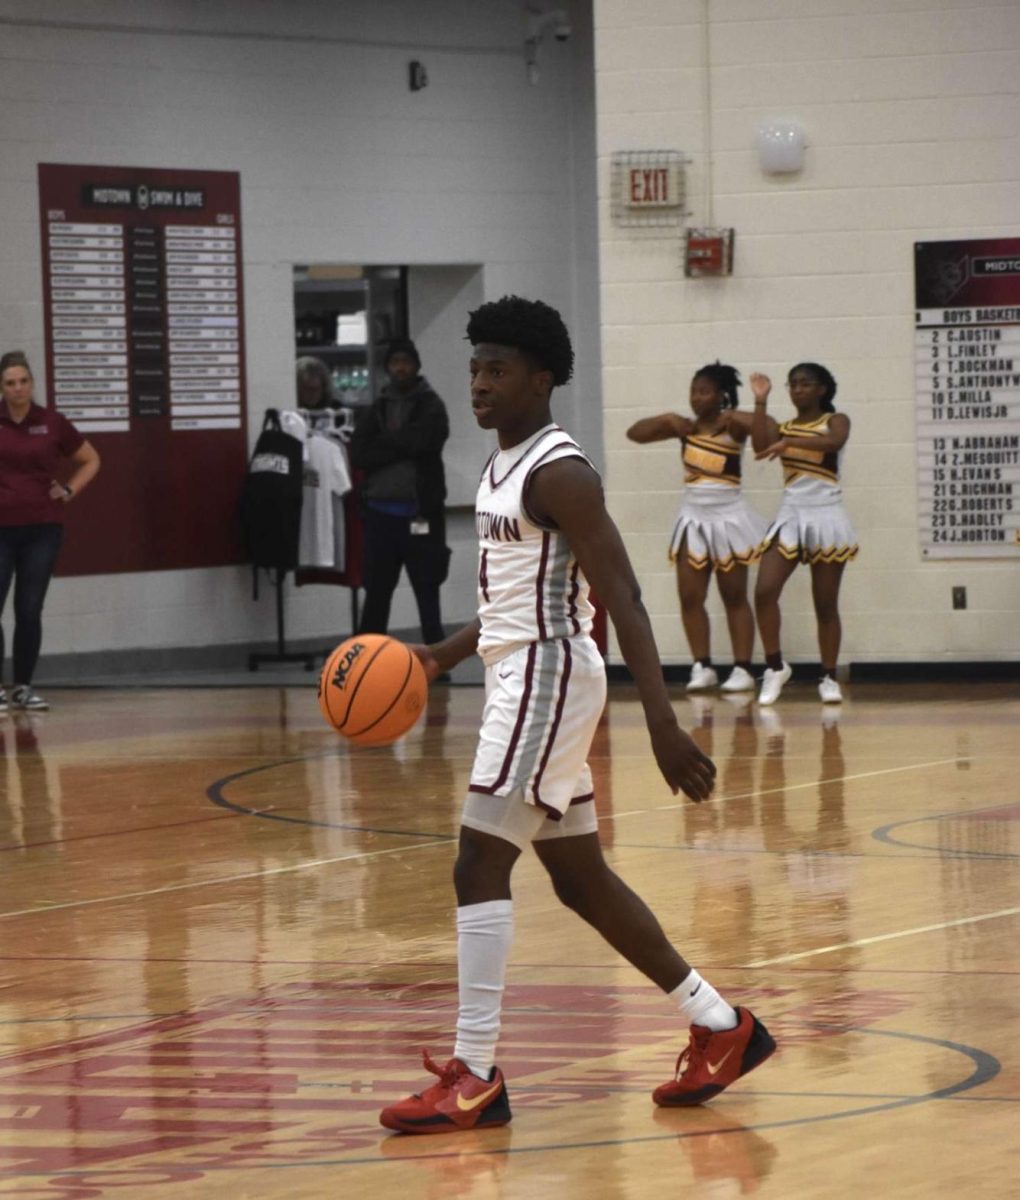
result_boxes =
[788,362,837,412]
[466,295,574,387]
[693,361,741,409]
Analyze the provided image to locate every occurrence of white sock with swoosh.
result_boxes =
[453,899,514,1079]
[671,969,738,1031]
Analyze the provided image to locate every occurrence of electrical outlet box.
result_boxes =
[952,587,967,610]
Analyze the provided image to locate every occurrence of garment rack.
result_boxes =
[248,568,320,671]
[247,406,361,670]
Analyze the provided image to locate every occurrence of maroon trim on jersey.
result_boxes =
[468,641,537,795]
[479,546,490,602]
[538,789,593,821]
[566,560,580,634]
[531,638,572,808]
[479,449,498,482]
[487,426,562,491]
[535,530,551,640]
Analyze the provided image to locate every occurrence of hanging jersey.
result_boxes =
[475,424,596,667]
[298,434,353,568]
[279,410,310,460]
[240,416,304,569]
[778,414,844,500]
[681,427,742,489]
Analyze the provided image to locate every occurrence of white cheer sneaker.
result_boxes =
[720,666,755,693]
[758,663,792,706]
[686,662,719,691]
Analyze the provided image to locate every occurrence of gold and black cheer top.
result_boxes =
[681,428,742,487]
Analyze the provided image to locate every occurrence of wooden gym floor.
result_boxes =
[0,679,1016,1198]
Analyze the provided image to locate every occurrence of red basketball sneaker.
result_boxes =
[653,1007,776,1107]
[380,1050,512,1134]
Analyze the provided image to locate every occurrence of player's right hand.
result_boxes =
[409,644,443,683]
[650,722,717,803]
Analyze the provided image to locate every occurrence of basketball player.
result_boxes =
[380,297,775,1135]
[750,366,857,705]
[627,363,766,695]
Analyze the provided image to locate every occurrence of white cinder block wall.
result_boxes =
[0,0,600,658]
[595,0,1020,665]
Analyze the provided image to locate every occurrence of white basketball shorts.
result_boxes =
[467,634,607,820]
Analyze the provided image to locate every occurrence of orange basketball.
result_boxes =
[318,634,428,746]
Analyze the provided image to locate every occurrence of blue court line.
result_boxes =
[301,1079,1020,1103]
[206,757,453,840]
[0,1025,999,1178]
[207,756,1012,863]
[872,803,1020,859]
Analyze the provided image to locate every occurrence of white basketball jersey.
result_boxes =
[475,424,597,666]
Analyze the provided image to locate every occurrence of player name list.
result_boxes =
[915,306,1020,557]
[46,220,241,433]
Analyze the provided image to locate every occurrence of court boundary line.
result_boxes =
[745,905,1020,967]
[1,753,981,921]
[205,750,967,849]
[0,838,447,921]
[604,756,962,821]
[2,956,1018,976]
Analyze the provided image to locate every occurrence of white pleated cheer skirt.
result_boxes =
[762,495,859,565]
[668,487,769,572]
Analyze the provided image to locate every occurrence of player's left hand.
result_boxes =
[649,721,717,802]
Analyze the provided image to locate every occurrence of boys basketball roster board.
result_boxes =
[915,238,1020,559]
[38,163,248,574]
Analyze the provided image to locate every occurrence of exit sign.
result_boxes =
[611,150,688,227]
[626,165,683,209]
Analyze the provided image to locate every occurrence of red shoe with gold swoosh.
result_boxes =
[653,1007,776,1106]
[380,1050,512,1134]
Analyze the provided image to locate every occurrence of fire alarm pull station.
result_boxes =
[684,228,734,277]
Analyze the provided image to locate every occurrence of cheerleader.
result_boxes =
[627,363,767,693]
[750,365,857,705]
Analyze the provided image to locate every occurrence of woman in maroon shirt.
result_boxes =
[0,351,100,711]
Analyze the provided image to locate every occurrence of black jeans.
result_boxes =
[358,508,448,644]
[0,523,64,686]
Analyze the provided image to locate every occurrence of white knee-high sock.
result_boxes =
[671,968,739,1032]
[453,899,514,1078]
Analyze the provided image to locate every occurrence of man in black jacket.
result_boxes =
[351,338,450,643]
